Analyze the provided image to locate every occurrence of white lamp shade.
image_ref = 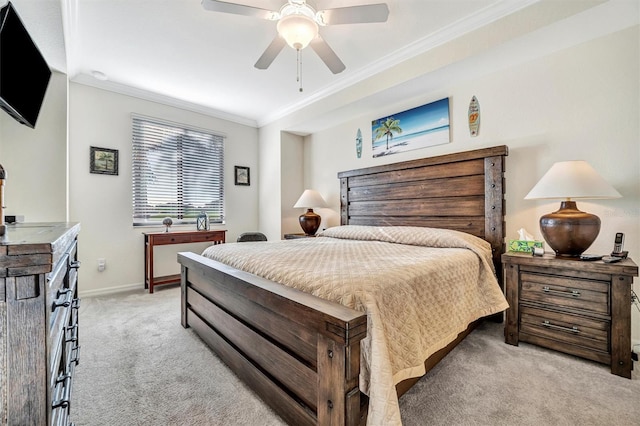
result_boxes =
[277,14,318,50]
[525,160,621,200]
[294,189,327,208]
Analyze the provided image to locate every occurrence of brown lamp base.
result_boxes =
[540,200,600,257]
[299,208,321,236]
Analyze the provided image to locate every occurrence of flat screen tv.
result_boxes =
[0,1,51,128]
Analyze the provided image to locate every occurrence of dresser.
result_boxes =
[0,222,81,425]
[503,252,638,378]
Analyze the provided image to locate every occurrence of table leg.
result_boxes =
[144,236,148,290]
[148,238,155,294]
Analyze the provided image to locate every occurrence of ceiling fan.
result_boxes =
[201,0,389,75]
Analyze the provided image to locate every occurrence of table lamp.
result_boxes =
[293,189,327,235]
[525,160,621,257]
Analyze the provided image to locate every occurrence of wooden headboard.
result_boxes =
[338,145,508,276]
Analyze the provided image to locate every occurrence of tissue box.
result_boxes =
[508,240,543,253]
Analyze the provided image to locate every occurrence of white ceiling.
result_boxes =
[6,1,639,132]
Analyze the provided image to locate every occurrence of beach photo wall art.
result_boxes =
[371,98,450,158]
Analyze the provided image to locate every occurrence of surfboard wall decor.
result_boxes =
[468,96,480,137]
[356,128,363,158]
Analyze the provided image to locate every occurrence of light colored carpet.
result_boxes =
[72,285,640,425]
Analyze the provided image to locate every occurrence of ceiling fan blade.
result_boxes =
[316,3,389,25]
[254,36,286,70]
[201,0,276,20]
[310,37,346,74]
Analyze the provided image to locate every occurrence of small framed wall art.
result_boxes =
[234,166,250,186]
[90,146,119,175]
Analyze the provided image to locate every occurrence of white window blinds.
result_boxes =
[132,115,225,226]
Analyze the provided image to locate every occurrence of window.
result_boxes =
[132,115,225,226]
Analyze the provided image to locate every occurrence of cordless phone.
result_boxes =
[603,232,627,262]
[613,232,624,255]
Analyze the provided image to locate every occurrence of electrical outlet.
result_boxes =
[97,258,106,272]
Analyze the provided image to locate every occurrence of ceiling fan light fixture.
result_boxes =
[277,13,318,50]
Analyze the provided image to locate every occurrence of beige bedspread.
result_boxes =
[201,225,509,425]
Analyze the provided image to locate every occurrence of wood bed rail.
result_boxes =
[178,252,368,425]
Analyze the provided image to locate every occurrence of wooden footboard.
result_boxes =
[178,252,368,426]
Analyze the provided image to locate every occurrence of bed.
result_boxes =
[178,145,509,425]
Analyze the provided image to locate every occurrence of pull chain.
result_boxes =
[296,48,303,92]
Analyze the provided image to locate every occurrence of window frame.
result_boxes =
[131,114,225,227]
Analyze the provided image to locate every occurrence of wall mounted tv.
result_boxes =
[0,1,51,128]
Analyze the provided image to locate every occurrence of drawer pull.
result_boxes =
[70,344,81,366]
[542,320,580,334]
[52,299,71,312]
[57,288,72,298]
[52,374,72,409]
[66,324,79,343]
[52,291,74,312]
[542,286,581,298]
[69,260,81,269]
[72,298,81,309]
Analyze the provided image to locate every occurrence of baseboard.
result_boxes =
[78,282,144,298]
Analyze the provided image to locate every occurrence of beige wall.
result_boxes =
[290,26,640,343]
[1,0,637,343]
[0,71,68,222]
[280,132,305,235]
[256,124,282,240]
[68,83,259,295]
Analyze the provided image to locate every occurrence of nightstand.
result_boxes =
[284,233,316,239]
[502,252,638,378]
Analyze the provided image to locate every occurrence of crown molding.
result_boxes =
[257,0,539,127]
[71,74,259,128]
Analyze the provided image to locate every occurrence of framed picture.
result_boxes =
[235,166,250,186]
[371,97,450,158]
[90,146,119,175]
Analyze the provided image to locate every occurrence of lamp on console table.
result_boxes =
[293,189,328,236]
[525,160,621,257]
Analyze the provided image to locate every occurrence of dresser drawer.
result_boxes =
[520,272,609,315]
[520,305,609,353]
[51,301,79,426]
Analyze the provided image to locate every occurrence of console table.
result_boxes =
[143,229,226,293]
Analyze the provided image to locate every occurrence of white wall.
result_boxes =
[257,124,282,240]
[299,26,640,342]
[69,83,259,295]
[280,132,305,235]
[0,71,68,222]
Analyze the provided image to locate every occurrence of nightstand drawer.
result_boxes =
[520,306,609,353]
[520,272,609,315]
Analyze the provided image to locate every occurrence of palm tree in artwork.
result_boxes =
[373,117,403,151]
[96,152,114,171]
